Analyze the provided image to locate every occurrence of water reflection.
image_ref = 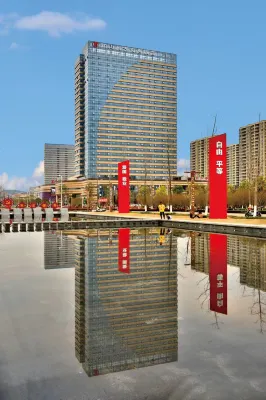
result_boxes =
[44,231,76,269]
[188,232,266,332]
[42,228,266,378]
[73,228,178,377]
[3,228,266,398]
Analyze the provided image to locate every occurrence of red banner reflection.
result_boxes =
[209,234,227,315]
[118,228,130,274]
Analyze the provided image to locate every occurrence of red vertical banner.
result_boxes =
[209,133,227,219]
[209,234,227,315]
[118,160,130,213]
[118,228,130,274]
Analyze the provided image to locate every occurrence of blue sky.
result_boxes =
[1,0,266,190]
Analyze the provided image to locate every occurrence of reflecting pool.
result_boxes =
[1,228,266,399]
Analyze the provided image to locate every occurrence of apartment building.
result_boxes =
[44,144,75,185]
[190,137,210,179]
[227,144,239,187]
[44,232,76,269]
[190,137,240,185]
[239,121,266,184]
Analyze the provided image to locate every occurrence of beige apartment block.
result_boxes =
[227,144,239,187]
[190,137,242,186]
[190,137,210,179]
[239,121,266,184]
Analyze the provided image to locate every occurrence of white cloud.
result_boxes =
[0,11,106,37]
[0,13,18,35]
[10,41,19,50]
[0,161,44,191]
[33,161,44,178]
[178,158,190,170]
[9,41,29,51]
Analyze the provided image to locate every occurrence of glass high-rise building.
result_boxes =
[44,143,75,185]
[74,229,178,377]
[75,41,177,180]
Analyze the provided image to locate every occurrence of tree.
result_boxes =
[173,185,184,194]
[257,176,266,192]
[166,139,173,211]
[239,180,251,190]
[85,183,94,211]
[194,185,208,208]
[172,193,189,209]
[130,187,137,204]
[227,185,236,208]
[136,186,153,207]
[0,185,4,200]
[61,184,68,205]
[257,190,266,208]
[153,186,168,208]
[236,188,251,208]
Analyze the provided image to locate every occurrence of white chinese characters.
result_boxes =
[122,165,128,186]
[217,273,224,307]
[216,141,223,175]
[122,247,128,269]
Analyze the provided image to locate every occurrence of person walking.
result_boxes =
[158,202,166,219]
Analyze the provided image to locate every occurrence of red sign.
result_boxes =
[2,198,13,209]
[18,202,26,209]
[209,134,227,219]
[118,228,130,274]
[29,202,37,209]
[99,198,107,203]
[92,41,98,48]
[209,234,227,315]
[41,202,48,209]
[51,202,59,209]
[118,160,130,213]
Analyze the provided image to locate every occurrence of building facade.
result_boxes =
[44,232,76,269]
[75,41,177,181]
[239,121,266,184]
[190,137,241,186]
[190,137,210,179]
[227,144,239,187]
[44,144,75,185]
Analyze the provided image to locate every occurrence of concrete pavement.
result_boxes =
[70,210,266,228]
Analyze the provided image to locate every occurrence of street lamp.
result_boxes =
[184,170,200,214]
[58,175,63,207]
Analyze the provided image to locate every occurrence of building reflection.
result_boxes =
[228,236,266,292]
[44,231,76,269]
[190,232,209,274]
[75,228,178,377]
[190,233,266,292]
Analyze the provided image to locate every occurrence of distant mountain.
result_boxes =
[5,190,26,195]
